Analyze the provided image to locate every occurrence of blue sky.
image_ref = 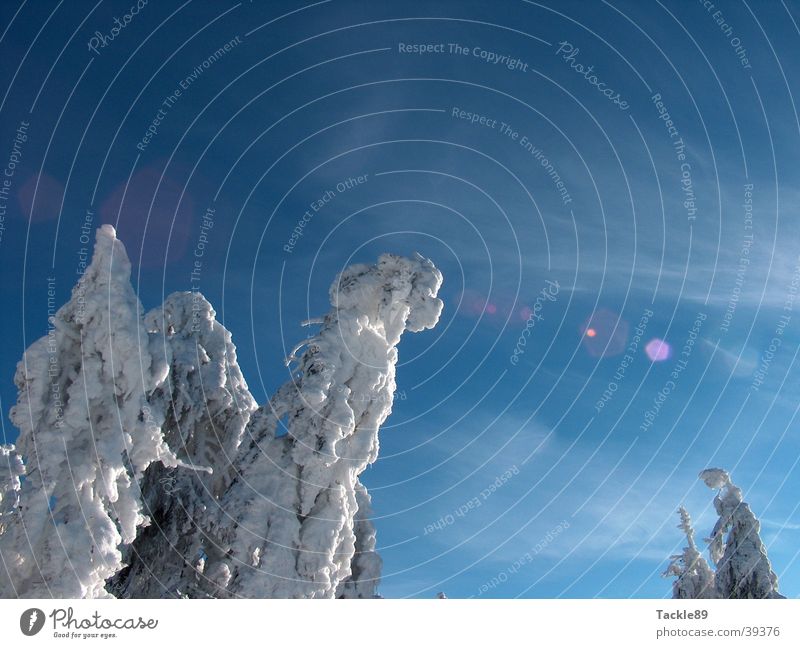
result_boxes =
[1,0,799,598]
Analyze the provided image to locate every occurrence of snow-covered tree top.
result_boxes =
[330,253,443,345]
[699,468,732,491]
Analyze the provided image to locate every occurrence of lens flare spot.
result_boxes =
[645,338,672,362]
[486,303,497,315]
[580,309,629,358]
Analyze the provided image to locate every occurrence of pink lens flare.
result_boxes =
[645,338,672,362]
[580,309,629,357]
[100,166,195,268]
[18,172,65,223]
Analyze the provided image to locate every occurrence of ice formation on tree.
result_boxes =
[665,469,783,599]
[337,482,382,598]
[0,445,24,535]
[110,292,257,598]
[0,225,176,598]
[663,506,716,598]
[0,225,442,599]
[213,254,443,598]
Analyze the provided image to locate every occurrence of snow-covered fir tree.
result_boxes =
[211,254,443,598]
[665,469,784,599]
[109,292,257,598]
[700,468,783,599]
[0,225,176,598]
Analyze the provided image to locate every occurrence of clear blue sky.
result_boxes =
[1,0,799,598]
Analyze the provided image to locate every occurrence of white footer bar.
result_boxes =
[1,599,796,646]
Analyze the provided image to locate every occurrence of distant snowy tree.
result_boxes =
[699,468,783,599]
[214,254,443,598]
[0,225,176,598]
[665,469,783,599]
[109,292,257,598]
[663,507,716,599]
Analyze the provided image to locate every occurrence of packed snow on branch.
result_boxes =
[0,225,443,599]
[0,445,24,536]
[664,469,784,599]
